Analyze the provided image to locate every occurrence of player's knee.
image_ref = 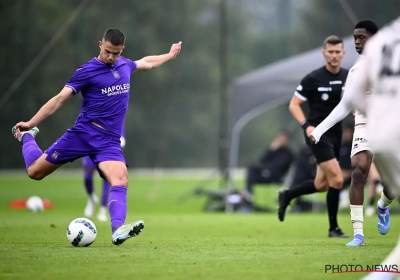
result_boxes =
[352,166,368,186]
[314,179,329,191]
[84,168,95,174]
[329,175,343,189]
[120,176,128,187]
[27,168,45,181]
[316,185,329,192]
[110,174,128,187]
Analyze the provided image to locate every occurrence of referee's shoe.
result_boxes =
[329,227,349,238]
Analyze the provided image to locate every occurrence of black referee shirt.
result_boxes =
[295,66,349,133]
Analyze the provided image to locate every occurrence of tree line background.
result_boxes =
[1,0,399,169]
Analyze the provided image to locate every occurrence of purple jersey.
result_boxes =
[66,56,136,137]
[79,100,126,137]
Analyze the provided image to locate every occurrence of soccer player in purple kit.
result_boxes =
[12,28,182,246]
[82,117,126,222]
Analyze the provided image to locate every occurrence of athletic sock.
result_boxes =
[327,187,340,231]
[101,180,110,207]
[84,171,94,196]
[22,134,43,170]
[108,186,127,233]
[350,204,364,237]
[286,180,317,200]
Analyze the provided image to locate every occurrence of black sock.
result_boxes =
[327,187,340,231]
[369,197,375,207]
[286,180,317,200]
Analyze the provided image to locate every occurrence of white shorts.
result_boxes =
[351,124,373,158]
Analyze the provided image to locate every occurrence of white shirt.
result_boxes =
[351,56,371,125]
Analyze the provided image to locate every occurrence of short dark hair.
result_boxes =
[103,28,126,46]
[354,19,379,35]
[323,35,343,48]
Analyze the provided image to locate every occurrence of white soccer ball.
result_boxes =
[66,218,97,247]
[26,196,44,213]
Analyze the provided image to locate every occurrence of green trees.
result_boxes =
[1,0,397,168]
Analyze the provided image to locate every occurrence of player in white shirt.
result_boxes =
[309,20,396,247]
[334,16,400,280]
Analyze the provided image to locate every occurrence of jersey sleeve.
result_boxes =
[123,57,137,73]
[65,66,91,95]
[294,75,314,101]
[342,58,370,116]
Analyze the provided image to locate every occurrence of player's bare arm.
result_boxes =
[134,41,182,72]
[288,95,315,137]
[13,87,74,138]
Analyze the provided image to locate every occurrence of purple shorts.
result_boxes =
[45,122,126,177]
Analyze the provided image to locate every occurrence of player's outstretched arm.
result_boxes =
[14,87,74,135]
[134,41,182,72]
[310,100,352,143]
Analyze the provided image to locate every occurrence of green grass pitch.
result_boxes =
[0,173,399,280]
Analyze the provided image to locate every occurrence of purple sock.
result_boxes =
[101,180,110,207]
[108,186,127,233]
[84,171,94,195]
[22,134,43,170]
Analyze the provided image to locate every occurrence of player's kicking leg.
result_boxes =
[97,160,144,246]
[82,157,99,218]
[12,126,63,180]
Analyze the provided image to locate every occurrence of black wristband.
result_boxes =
[301,121,310,130]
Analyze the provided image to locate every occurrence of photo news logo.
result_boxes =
[325,264,400,274]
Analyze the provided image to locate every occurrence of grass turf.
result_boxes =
[0,173,399,280]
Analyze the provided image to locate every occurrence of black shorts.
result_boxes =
[304,132,341,164]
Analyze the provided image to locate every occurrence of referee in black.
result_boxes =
[278,35,349,238]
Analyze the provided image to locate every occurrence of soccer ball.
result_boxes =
[66,218,97,247]
[26,196,44,213]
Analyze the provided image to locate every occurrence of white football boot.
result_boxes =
[112,220,144,246]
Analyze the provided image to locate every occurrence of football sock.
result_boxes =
[101,180,110,207]
[108,186,127,233]
[378,191,394,209]
[22,134,43,170]
[84,171,94,196]
[286,180,317,200]
[327,187,340,231]
[350,204,364,236]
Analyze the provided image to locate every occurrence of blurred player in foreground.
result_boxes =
[12,28,182,245]
[310,20,395,247]
[328,16,400,280]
